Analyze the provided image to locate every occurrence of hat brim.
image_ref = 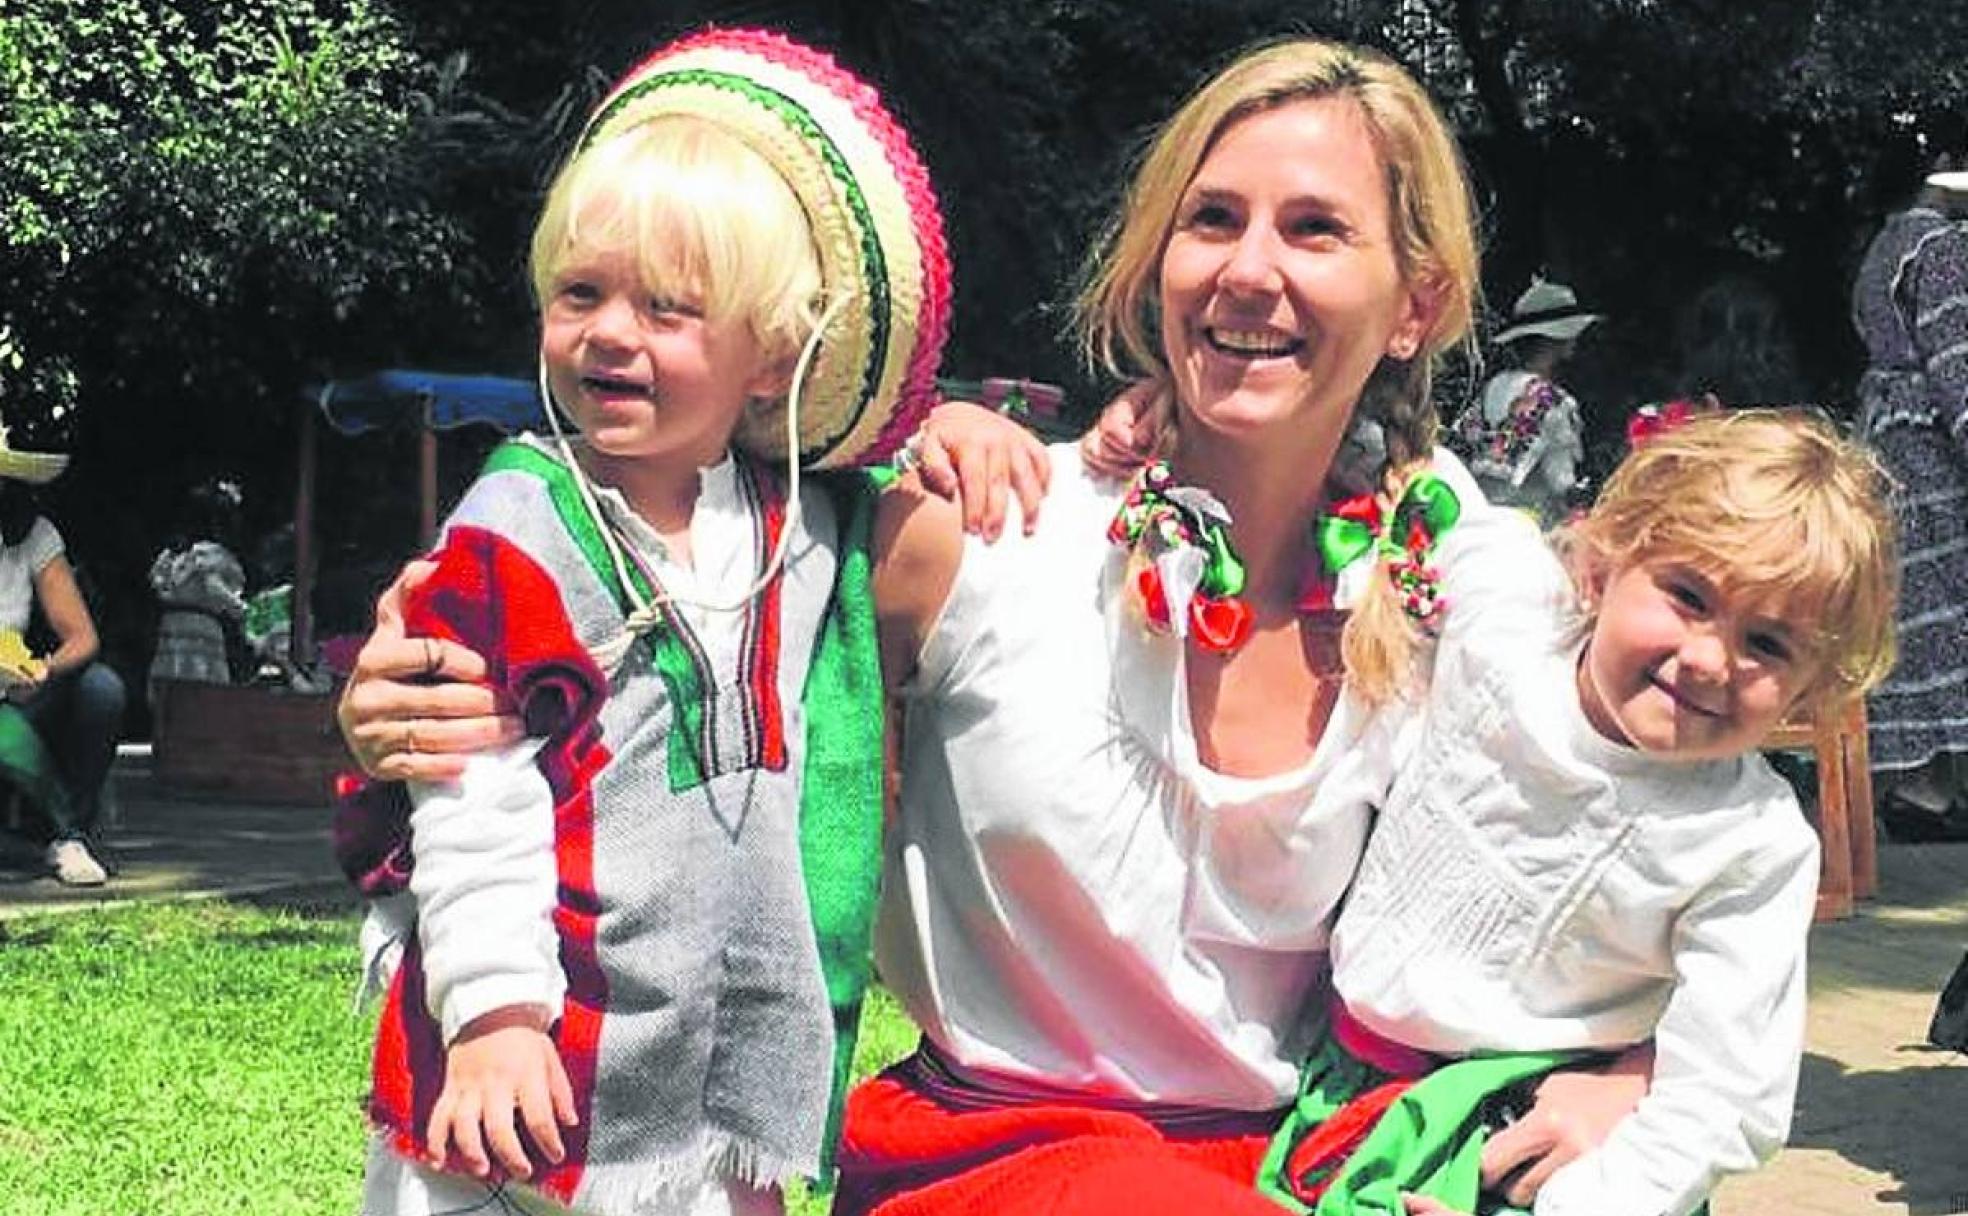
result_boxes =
[1493,313,1601,346]
[0,450,68,485]
[590,31,951,470]
[1926,171,1968,196]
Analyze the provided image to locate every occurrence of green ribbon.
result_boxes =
[1385,472,1461,558]
[1314,473,1463,578]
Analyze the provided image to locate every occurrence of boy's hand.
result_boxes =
[1079,381,1159,479]
[1480,1041,1651,1205]
[910,400,1051,540]
[337,560,524,783]
[428,1005,578,1181]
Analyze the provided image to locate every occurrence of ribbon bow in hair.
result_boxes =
[1109,461,1253,652]
[1304,472,1462,627]
[1626,397,1697,449]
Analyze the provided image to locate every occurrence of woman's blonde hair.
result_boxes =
[1073,36,1480,472]
[529,115,823,382]
[1561,408,1899,715]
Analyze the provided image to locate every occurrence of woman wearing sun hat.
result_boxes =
[1448,276,1602,525]
[0,422,123,887]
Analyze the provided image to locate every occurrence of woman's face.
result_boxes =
[1158,96,1429,445]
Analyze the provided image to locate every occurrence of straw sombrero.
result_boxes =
[1492,277,1602,346]
[0,423,68,484]
[582,28,952,469]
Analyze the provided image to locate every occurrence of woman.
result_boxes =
[338,36,1642,1213]
[0,428,125,887]
[1852,165,1968,831]
[1447,277,1599,526]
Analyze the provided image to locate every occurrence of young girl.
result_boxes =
[1259,408,1898,1216]
[347,28,964,1216]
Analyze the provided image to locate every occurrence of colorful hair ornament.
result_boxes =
[1110,461,1253,652]
[1306,472,1461,629]
[1626,397,1697,449]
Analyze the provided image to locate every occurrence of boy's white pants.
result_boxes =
[360,1138,784,1216]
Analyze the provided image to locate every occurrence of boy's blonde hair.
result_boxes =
[1074,36,1480,472]
[528,116,823,403]
[1564,409,1899,715]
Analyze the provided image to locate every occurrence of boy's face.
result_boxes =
[1576,557,1818,762]
[540,246,782,473]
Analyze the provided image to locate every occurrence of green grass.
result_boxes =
[0,897,375,1215]
[0,897,917,1216]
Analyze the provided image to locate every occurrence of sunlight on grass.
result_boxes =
[0,899,373,1216]
[0,898,918,1216]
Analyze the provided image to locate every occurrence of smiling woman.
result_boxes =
[1157,96,1426,446]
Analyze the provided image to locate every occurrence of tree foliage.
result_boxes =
[8,0,1966,730]
[0,0,529,701]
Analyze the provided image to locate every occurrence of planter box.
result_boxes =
[153,681,349,806]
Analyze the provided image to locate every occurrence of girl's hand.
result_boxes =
[427,1005,578,1181]
[1481,1042,1652,1205]
[909,400,1052,540]
[1079,381,1159,479]
[336,561,523,783]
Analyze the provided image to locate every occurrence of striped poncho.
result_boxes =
[360,437,885,1212]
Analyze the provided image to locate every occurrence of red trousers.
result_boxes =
[833,1057,1290,1216]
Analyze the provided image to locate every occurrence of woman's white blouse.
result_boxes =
[874,444,1395,1109]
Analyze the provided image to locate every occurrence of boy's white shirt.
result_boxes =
[1331,506,1819,1216]
[364,450,761,1043]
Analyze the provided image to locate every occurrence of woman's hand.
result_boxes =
[1480,1042,1652,1205]
[1079,381,1159,479]
[336,561,523,783]
[908,400,1052,540]
[427,1004,577,1181]
[1401,1196,1467,1215]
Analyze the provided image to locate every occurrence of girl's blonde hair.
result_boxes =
[1557,408,1898,714]
[529,116,823,396]
[1073,37,1480,473]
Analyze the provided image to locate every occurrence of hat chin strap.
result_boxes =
[537,293,849,673]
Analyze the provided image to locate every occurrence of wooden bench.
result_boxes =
[1764,702,1874,922]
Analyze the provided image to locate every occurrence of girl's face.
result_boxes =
[1157,96,1430,444]
[1577,557,1818,761]
[540,245,783,474]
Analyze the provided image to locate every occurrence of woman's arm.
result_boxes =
[871,473,966,694]
[1911,225,1968,458]
[31,554,100,677]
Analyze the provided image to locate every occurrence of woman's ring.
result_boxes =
[405,724,420,755]
[421,637,442,677]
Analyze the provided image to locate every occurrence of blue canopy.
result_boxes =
[312,369,545,436]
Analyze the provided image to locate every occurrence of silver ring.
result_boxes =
[421,637,442,678]
[890,431,924,475]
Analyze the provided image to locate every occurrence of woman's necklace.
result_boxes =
[1108,460,1462,655]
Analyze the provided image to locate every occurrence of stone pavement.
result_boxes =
[1,755,1964,1212]
[0,748,342,917]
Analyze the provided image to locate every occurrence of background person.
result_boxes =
[0,425,124,887]
[1851,163,1968,835]
[1448,277,1600,526]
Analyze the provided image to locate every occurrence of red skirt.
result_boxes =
[833,1044,1290,1216]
